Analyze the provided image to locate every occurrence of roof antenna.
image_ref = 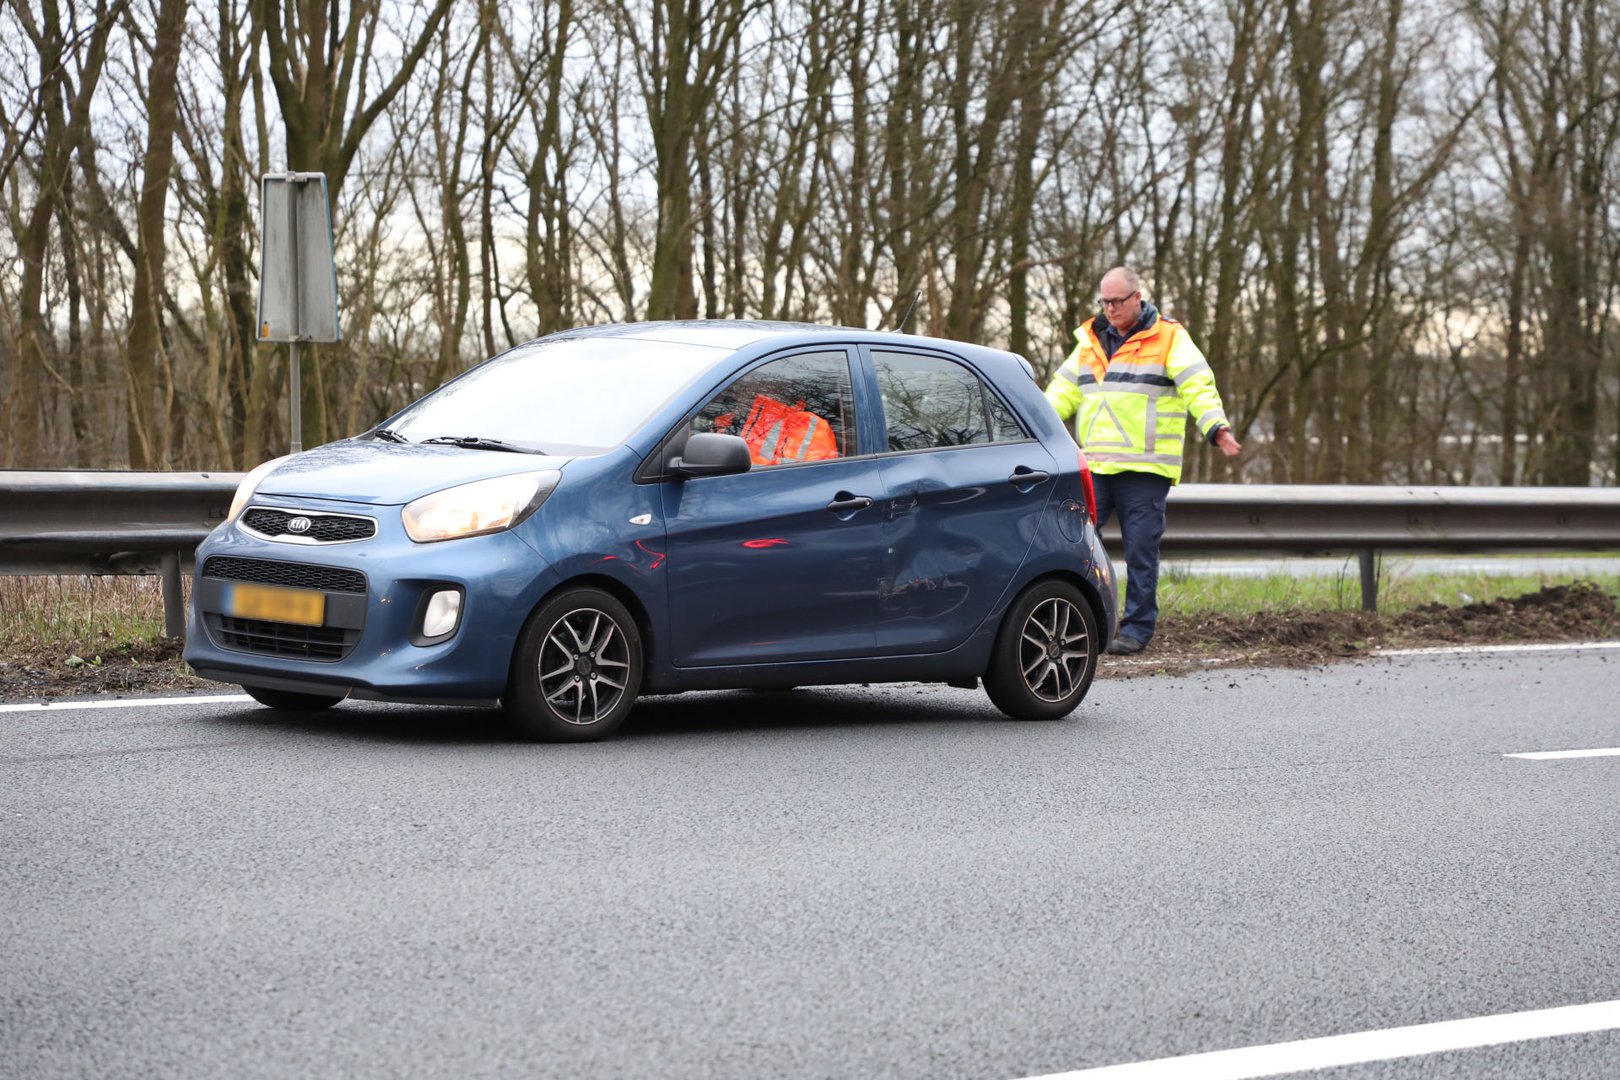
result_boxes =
[893,290,920,333]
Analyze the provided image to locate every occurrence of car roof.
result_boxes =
[537,320,1030,373]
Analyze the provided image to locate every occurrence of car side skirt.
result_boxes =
[657,647,993,693]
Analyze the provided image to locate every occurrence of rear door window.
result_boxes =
[871,351,1028,452]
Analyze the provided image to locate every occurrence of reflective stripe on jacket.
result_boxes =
[1043,314,1228,483]
[738,393,838,466]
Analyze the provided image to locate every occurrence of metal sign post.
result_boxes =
[257,173,341,453]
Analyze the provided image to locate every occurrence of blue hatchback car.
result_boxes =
[184,322,1116,740]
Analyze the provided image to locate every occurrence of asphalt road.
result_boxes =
[4,650,1619,1079]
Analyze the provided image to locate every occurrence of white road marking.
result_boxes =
[1016,998,1620,1080]
[1504,747,1620,760]
[0,694,250,714]
[1376,641,1620,656]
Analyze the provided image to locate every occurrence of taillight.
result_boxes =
[1077,448,1097,523]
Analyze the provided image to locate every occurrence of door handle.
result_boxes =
[1007,468,1051,486]
[826,494,874,514]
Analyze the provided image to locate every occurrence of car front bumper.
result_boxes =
[182,502,558,705]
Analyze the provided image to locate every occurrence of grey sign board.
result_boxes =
[257,173,341,343]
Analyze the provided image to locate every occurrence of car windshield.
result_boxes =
[387,336,729,454]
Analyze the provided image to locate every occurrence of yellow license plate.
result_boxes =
[226,582,326,626]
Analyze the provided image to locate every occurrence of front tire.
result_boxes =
[983,580,1099,721]
[244,686,345,711]
[505,588,643,741]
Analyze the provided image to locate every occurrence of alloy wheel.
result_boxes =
[536,606,631,725]
[1018,596,1092,702]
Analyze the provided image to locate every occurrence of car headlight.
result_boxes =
[402,471,561,543]
[229,455,291,521]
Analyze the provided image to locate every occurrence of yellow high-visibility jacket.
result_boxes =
[1044,311,1229,483]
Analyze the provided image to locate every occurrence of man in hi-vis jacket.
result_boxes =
[1045,266,1242,656]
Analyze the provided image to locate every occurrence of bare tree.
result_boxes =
[1469,0,1620,485]
[7,0,127,468]
[254,0,455,448]
[618,0,759,320]
[505,0,580,336]
[124,0,189,467]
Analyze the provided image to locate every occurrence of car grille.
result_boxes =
[241,507,376,543]
[211,616,357,662]
[201,555,367,594]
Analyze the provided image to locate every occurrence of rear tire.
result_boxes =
[983,580,1099,721]
[505,588,643,741]
[244,686,345,711]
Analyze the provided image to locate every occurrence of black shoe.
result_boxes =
[1106,636,1145,656]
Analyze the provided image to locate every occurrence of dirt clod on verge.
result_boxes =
[0,636,204,702]
[1103,582,1620,677]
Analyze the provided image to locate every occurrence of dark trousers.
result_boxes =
[1093,471,1172,644]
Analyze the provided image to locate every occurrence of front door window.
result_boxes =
[691,351,857,467]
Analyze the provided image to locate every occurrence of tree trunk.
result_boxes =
[126,0,190,468]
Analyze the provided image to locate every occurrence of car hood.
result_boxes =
[256,440,574,506]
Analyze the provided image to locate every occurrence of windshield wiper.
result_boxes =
[367,427,409,443]
[420,435,534,453]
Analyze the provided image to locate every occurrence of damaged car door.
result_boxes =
[866,347,1058,653]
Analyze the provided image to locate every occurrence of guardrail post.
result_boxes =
[1358,548,1379,612]
[160,551,185,640]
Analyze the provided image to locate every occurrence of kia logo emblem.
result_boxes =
[287,516,313,534]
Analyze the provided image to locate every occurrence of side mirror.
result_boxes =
[670,432,751,478]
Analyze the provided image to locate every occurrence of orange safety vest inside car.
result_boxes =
[720,394,839,466]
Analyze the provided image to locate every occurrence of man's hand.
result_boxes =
[1213,427,1242,457]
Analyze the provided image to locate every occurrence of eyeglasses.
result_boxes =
[1097,292,1139,309]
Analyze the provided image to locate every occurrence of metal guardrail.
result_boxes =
[1133,482,1620,609]
[0,471,234,638]
[1154,483,1620,552]
[4,472,1620,637]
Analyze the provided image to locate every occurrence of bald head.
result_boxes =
[1098,266,1143,334]
[1101,267,1140,294]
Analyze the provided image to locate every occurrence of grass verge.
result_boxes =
[0,577,198,699]
[1159,564,1620,617]
[0,576,187,656]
